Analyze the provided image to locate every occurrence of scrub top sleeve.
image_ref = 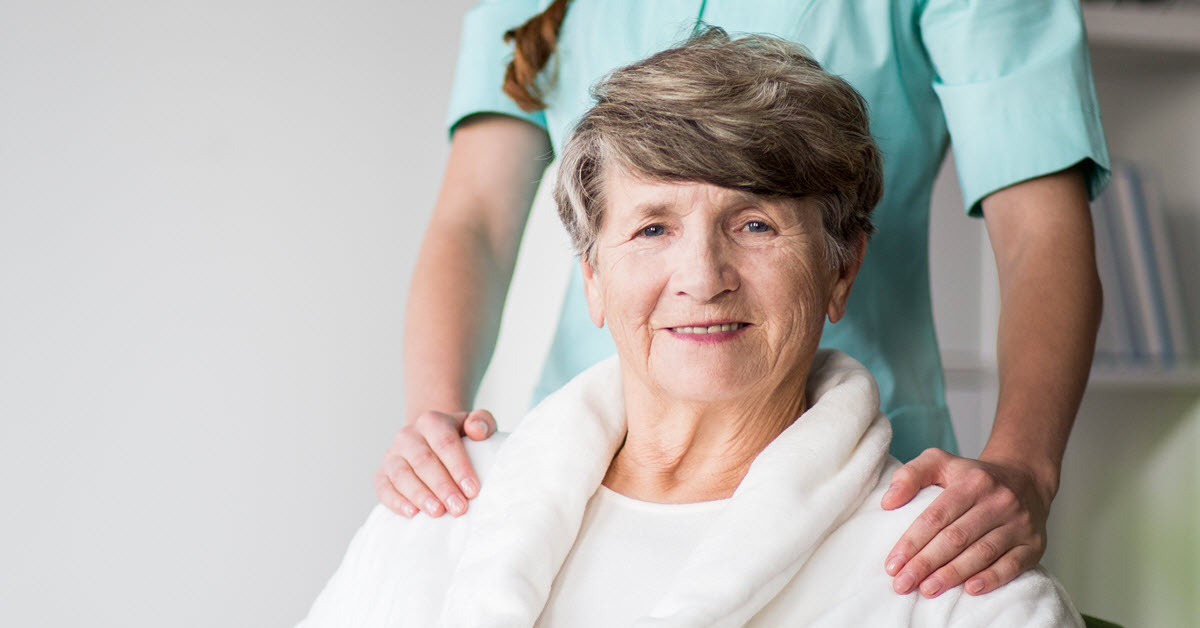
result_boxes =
[920,0,1110,217]
[445,0,549,138]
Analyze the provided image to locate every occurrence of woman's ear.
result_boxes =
[581,257,606,328]
[826,233,868,323]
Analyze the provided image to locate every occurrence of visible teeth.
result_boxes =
[672,323,745,334]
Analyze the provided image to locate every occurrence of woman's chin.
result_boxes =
[648,361,763,403]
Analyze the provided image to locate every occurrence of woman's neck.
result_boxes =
[602,381,807,504]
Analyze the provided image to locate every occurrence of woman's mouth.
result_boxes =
[667,322,749,335]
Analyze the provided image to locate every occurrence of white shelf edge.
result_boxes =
[1083,3,1200,53]
[1087,364,1200,389]
[941,355,1200,391]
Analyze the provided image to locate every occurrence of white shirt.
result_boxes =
[536,486,729,627]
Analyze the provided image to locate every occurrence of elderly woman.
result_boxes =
[299,31,1080,627]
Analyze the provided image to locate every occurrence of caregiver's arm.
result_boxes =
[374,114,551,518]
[882,165,1101,597]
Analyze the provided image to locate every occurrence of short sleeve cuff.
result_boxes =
[445,0,549,138]
[935,51,1110,216]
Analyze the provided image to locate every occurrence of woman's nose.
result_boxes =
[670,232,738,302]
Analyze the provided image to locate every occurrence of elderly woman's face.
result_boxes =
[581,170,862,403]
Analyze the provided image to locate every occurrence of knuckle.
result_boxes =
[383,458,414,478]
[943,525,972,550]
[414,411,445,430]
[919,504,952,528]
[921,447,949,463]
[408,448,438,469]
[973,537,1004,562]
[936,563,964,586]
[893,539,919,557]
[393,459,415,476]
[964,467,993,491]
[429,431,462,452]
[992,487,1019,510]
[994,554,1023,579]
[392,428,421,450]
[1011,508,1033,531]
[907,556,935,576]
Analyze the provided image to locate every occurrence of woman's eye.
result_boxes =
[742,220,771,233]
[640,224,666,237]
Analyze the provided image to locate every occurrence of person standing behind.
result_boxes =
[377,0,1107,601]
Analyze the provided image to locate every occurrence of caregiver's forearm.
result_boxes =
[979,166,1102,500]
[403,222,512,420]
[402,116,551,423]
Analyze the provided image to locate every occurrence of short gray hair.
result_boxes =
[554,28,882,271]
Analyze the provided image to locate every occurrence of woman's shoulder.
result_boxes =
[824,457,1082,627]
[299,433,513,626]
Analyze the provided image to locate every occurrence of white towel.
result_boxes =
[300,349,1083,628]
[441,350,891,627]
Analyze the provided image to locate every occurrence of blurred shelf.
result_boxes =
[1084,3,1200,72]
[1088,362,1200,389]
[1084,3,1200,53]
[942,353,1200,391]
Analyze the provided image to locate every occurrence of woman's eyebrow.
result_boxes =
[629,200,675,220]
[724,189,764,206]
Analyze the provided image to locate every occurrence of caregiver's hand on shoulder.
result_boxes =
[880,448,1052,598]
[373,409,496,519]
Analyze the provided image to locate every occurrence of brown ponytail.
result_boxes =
[502,0,571,112]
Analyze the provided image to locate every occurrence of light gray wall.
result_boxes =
[0,1,479,625]
[5,2,1197,627]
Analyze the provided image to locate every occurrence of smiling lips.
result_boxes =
[667,322,749,334]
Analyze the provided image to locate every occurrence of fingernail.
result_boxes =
[400,503,418,518]
[966,579,985,595]
[921,577,943,597]
[895,573,916,594]
[447,495,467,516]
[885,556,904,575]
[424,498,444,517]
[461,477,479,498]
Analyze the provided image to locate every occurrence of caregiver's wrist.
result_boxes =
[978,443,1061,506]
[404,395,472,426]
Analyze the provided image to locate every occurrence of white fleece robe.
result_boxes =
[299,350,1083,627]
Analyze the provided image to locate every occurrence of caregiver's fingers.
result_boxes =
[882,448,955,511]
[907,506,1019,597]
[380,453,446,517]
[886,455,1049,596]
[402,411,475,516]
[923,526,1041,598]
[373,412,470,517]
[963,544,1043,596]
[463,409,497,442]
[885,486,974,591]
[373,468,419,518]
[424,410,490,500]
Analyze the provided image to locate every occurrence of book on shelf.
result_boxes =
[1091,159,1193,369]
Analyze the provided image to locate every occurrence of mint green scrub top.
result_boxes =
[445,0,1110,462]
